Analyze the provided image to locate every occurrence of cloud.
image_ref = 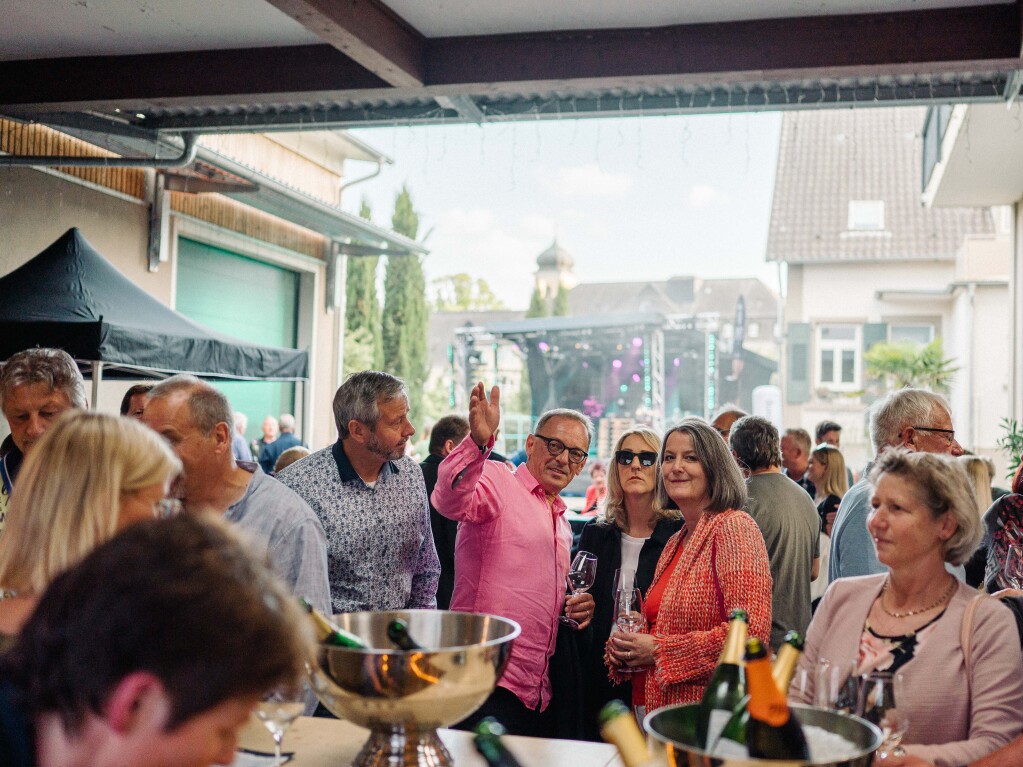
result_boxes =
[689,184,729,208]
[423,207,549,309]
[546,163,633,198]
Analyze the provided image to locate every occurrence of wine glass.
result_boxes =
[256,684,306,766]
[856,671,909,759]
[1004,544,1023,589]
[814,658,858,714]
[613,587,646,673]
[560,551,597,627]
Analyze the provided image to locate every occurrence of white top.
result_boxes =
[619,532,649,593]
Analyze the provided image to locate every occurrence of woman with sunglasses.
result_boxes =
[576,426,682,738]
[606,417,772,713]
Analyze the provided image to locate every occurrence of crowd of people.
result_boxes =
[0,346,1022,767]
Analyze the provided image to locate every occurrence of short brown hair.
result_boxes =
[3,514,311,733]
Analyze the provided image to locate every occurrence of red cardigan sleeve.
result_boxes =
[652,512,773,688]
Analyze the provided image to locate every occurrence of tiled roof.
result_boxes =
[766,107,994,264]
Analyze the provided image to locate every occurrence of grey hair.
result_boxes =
[0,348,87,411]
[657,417,747,513]
[278,413,296,431]
[870,388,951,453]
[147,375,233,436]
[869,448,982,566]
[730,415,782,472]
[534,408,594,446]
[333,371,408,438]
[233,412,248,433]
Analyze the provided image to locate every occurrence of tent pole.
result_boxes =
[91,362,103,410]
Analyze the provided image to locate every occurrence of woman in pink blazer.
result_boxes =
[793,449,1023,767]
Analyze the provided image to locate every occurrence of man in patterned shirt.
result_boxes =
[277,371,440,614]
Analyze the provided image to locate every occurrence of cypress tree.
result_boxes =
[552,282,569,316]
[383,185,428,425]
[345,198,383,371]
[526,286,547,318]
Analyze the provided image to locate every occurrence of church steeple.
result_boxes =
[534,239,577,299]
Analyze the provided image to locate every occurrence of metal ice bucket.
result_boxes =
[645,703,882,767]
[308,610,520,767]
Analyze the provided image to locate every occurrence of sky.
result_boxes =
[345,111,784,310]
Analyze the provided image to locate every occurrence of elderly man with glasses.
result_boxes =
[433,382,595,738]
[830,387,964,581]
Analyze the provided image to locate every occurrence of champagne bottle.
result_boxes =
[696,608,748,749]
[744,637,810,760]
[299,597,366,649]
[599,700,660,767]
[474,717,526,767]
[386,618,424,651]
[714,630,805,752]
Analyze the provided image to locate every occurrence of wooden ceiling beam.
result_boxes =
[0,3,1017,113]
[261,0,425,87]
[426,3,1021,85]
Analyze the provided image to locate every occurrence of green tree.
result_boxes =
[382,185,428,426]
[526,286,547,318]
[552,282,569,316]
[432,273,506,311]
[864,338,959,393]
[344,198,383,369]
[342,326,376,378]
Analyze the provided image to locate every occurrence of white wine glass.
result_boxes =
[1004,544,1023,589]
[856,671,909,759]
[814,658,858,714]
[256,684,306,766]
[561,551,597,627]
[613,587,646,673]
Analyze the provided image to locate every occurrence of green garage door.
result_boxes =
[176,238,299,445]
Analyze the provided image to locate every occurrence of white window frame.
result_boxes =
[889,322,935,348]
[848,200,885,231]
[816,324,861,392]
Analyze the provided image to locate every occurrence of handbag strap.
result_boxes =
[961,593,988,696]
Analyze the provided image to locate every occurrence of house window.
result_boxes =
[848,200,885,231]
[747,322,760,339]
[817,324,860,391]
[890,323,934,347]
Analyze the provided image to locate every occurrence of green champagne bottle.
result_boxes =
[598,700,659,767]
[299,597,366,649]
[714,630,805,752]
[744,637,810,760]
[386,618,423,651]
[474,717,526,767]
[696,608,748,749]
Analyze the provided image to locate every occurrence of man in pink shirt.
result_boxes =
[433,382,595,737]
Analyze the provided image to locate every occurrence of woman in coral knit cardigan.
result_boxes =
[606,417,773,714]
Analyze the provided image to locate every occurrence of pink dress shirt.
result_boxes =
[432,435,571,711]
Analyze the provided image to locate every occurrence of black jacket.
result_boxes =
[575,515,683,739]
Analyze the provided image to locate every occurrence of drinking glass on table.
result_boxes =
[561,550,597,627]
[856,671,909,759]
[256,683,306,766]
[1004,544,1023,589]
[613,587,646,673]
[814,657,859,714]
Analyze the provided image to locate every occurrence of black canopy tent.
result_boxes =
[0,228,309,405]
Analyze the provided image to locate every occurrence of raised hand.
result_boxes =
[468,382,501,448]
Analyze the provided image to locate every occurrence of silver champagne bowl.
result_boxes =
[308,610,520,767]
[645,703,883,767]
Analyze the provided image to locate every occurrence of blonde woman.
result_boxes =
[807,443,849,605]
[958,454,993,588]
[0,410,180,641]
[577,426,682,738]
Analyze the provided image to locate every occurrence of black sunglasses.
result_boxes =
[615,450,658,468]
